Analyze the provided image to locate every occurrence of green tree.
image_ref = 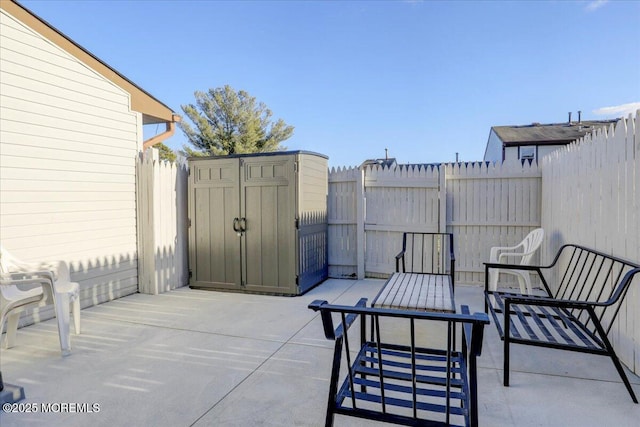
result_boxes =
[179,85,294,156]
[155,142,177,162]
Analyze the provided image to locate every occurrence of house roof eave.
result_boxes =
[502,139,575,147]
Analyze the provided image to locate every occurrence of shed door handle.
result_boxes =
[239,218,247,232]
[233,218,241,233]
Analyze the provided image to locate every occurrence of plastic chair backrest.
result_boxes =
[1,245,20,274]
[0,245,69,282]
[519,228,545,266]
[1,246,37,300]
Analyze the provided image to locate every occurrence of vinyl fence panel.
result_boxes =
[327,161,542,283]
[327,166,361,278]
[136,149,189,294]
[445,161,542,284]
[541,112,639,373]
[363,165,442,276]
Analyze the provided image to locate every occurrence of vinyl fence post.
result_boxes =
[439,163,447,233]
[356,166,365,279]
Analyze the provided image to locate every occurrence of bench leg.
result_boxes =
[469,356,479,427]
[503,302,510,387]
[600,332,638,403]
[609,352,638,403]
[588,309,638,403]
[325,339,343,427]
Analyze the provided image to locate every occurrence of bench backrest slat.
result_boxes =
[550,244,640,336]
[400,232,454,276]
[556,246,583,300]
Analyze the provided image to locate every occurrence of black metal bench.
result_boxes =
[484,244,640,402]
[376,232,456,312]
[309,299,489,427]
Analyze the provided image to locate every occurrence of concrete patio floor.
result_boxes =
[1,278,639,426]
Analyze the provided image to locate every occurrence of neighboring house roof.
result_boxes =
[492,119,617,147]
[361,157,398,168]
[1,0,175,125]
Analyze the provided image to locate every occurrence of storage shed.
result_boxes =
[188,151,328,295]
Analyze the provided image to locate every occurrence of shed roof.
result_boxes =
[1,0,175,125]
[492,120,617,146]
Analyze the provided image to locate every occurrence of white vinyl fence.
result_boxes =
[149,114,635,291]
[541,112,639,372]
[364,165,445,277]
[136,149,189,294]
[143,113,637,373]
[327,166,362,279]
[328,161,542,283]
[446,161,542,284]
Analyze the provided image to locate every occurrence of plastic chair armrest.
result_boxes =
[490,243,524,261]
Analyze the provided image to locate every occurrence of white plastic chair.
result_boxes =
[488,228,544,294]
[0,246,80,355]
[0,276,50,349]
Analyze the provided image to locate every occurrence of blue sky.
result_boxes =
[20,0,640,167]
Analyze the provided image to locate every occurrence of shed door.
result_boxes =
[190,158,242,290]
[241,155,297,293]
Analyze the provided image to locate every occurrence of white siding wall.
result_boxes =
[483,129,503,161]
[505,144,566,162]
[504,146,520,162]
[0,10,140,322]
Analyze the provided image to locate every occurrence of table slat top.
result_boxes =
[372,272,455,313]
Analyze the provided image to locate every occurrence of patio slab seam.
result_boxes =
[185,339,289,427]
[498,367,640,385]
[86,315,294,346]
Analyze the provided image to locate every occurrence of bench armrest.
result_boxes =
[461,305,486,358]
[311,301,488,322]
[309,298,368,339]
[484,262,551,295]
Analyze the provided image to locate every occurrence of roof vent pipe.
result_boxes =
[578,110,582,123]
[568,112,572,124]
